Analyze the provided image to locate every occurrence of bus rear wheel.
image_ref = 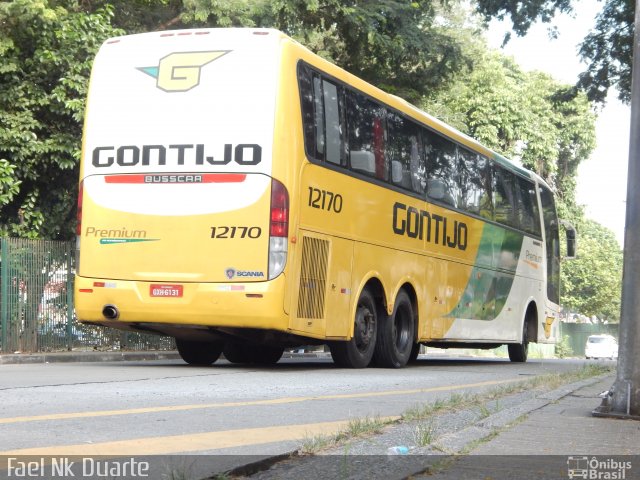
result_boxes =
[223,342,284,365]
[330,288,378,368]
[374,290,415,368]
[176,339,223,366]
[223,342,251,363]
[250,345,284,365]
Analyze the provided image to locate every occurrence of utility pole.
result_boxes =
[599,0,640,418]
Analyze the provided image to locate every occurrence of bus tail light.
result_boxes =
[75,181,83,271]
[268,178,288,280]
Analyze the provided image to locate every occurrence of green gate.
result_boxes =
[0,238,174,353]
[559,322,619,357]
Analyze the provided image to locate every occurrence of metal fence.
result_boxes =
[0,237,174,353]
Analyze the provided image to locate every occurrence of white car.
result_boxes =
[585,334,618,359]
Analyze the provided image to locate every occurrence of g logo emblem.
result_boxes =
[138,51,230,92]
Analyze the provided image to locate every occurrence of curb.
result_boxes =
[0,350,331,365]
[0,350,182,365]
[429,374,608,455]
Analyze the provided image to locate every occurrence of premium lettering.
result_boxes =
[85,227,147,239]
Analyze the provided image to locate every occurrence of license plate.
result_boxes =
[150,284,183,297]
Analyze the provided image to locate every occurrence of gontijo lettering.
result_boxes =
[392,202,468,251]
[92,143,262,167]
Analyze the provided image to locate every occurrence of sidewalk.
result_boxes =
[415,374,640,480]
[235,374,640,480]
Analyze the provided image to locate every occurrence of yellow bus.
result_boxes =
[75,28,575,368]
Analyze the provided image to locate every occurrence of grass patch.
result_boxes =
[300,415,393,454]
[414,420,436,446]
[302,364,611,455]
[402,363,612,423]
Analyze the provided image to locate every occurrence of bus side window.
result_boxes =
[423,129,458,207]
[346,90,388,181]
[458,148,487,215]
[312,76,325,159]
[298,64,322,161]
[387,111,425,194]
[322,79,344,166]
[492,166,517,227]
[540,185,560,303]
[515,176,542,236]
[297,64,345,166]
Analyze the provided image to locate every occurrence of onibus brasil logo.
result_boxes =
[137,50,230,92]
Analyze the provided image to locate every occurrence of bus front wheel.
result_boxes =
[330,288,378,368]
[508,321,529,363]
[374,290,415,368]
[176,339,224,365]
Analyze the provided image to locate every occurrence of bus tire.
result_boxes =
[374,290,415,368]
[176,339,223,366]
[224,343,284,365]
[250,345,284,365]
[508,321,529,363]
[223,342,251,364]
[408,342,421,364]
[329,288,378,368]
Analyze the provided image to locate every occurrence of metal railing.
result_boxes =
[0,238,174,353]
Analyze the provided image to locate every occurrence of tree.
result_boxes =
[423,50,597,200]
[0,0,123,239]
[561,219,623,321]
[177,0,477,102]
[474,0,634,104]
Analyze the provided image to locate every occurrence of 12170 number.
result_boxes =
[308,187,343,213]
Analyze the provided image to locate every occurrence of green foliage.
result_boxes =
[561,219,623,322]
[423,50,596,196]
[554,335,573,358]
[178,0,476,102]
[577,0,634,104]
[0,0,123,238]
[474,0,633,104]
[474,0,573,39]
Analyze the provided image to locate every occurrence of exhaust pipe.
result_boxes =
[102,304,119,320]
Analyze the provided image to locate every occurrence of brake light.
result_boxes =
[268,179,289,279]
[270,179,289,237]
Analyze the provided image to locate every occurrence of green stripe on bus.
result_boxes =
[448,224,523,321]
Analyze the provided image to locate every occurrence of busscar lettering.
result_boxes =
[144,175,203,183]
[92,143,262,168]
[392,202,467,251]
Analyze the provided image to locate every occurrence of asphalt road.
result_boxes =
[0,355,593,477]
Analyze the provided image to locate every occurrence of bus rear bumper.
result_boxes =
[74,275,289,332]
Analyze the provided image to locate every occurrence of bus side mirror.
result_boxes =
[559,219,577,260]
